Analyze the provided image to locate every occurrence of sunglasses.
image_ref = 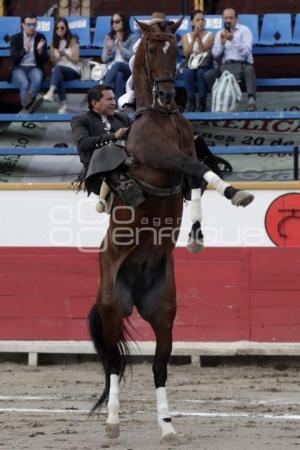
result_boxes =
[56,26,66,30]
[112,19,121,24]
[25,23,37,28]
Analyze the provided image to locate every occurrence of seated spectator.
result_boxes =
[102,12,137,102]
[43,17,80,114]
[181,10,214,112]
[205,8,257,111]
[10,13,49,111]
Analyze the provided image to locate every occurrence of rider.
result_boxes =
[71,84,145,211]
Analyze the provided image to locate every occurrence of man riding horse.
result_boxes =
[72,16,255,444]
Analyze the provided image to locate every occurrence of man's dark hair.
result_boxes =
[21,14,37,24]
[87,85,113,110]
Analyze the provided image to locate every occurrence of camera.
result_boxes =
[224,22,231,32]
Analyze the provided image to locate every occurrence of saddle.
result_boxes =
[85,140,145,208]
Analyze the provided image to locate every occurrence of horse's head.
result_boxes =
[135,18,183,108]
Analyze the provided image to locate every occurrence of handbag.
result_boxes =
[187,51,211,70]
[79,59,108,81]
[79,59,92,81]
[211,70,242,112]
[90,61,107,81]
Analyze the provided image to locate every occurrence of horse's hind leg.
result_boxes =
[137,260,177,442]
[152,321,177,442]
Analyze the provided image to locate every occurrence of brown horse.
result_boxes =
[88,18,252,442]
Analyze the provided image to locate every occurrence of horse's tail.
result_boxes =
[88,304,132,415]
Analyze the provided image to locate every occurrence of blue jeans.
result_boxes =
[104,61,131,101]
[183,67,208,99]
[50,65,79,101]
[12,66,43,105]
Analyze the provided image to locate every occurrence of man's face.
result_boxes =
[223,9,238,29]
[92,89,116,116]
[22,17,38,37]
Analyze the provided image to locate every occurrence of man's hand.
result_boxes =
[37,39,46,54]
[105,36,114,52]
[220,30,233,45]
[114,127,129,140]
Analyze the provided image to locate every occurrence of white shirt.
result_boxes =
[212,23,254,64]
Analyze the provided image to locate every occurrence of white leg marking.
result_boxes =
[191,188,203,222]
[203,170,230,196]
[107,374,119,424]
[105,374,120,438]
[156,387,176,440]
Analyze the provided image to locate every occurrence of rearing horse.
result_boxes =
[88,18,251,442]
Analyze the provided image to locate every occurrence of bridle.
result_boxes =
[144,32,177,107]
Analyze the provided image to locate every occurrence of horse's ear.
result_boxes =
[135,19,151,35]
[169,17,184,35]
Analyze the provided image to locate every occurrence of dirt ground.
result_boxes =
[0,358,299,450]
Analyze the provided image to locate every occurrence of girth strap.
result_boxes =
[131,175,183,197]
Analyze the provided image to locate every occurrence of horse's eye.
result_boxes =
[148,47,156,56]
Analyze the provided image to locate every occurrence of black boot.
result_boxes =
[184,96,196,112]
[105,170,145,208]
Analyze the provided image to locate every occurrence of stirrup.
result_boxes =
[115,179,145,208]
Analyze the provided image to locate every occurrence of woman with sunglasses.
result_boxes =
[102,12,137,101]
[43,17,80,113]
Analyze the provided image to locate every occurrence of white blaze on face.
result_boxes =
[162,41,170,54]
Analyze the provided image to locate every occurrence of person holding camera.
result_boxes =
[205,8,257,111]
[181,10,214,112]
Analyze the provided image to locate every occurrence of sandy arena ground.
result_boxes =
[0,359,299,450]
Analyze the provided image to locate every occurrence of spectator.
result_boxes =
[10,13,49,111]
[43,17,80,114]
[181,10,214,112]
[102,12,137,102]
[205,8,257,111]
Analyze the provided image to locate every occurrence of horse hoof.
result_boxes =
[105,423,120,439]
[161,432,177,443]
[231,191,254,207]
[186,238,204,253]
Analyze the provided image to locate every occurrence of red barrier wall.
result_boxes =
[0,247,299,342]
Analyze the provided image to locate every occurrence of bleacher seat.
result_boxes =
[66,16,90,46]
[92,16,111,47]
[204,15,223,33]
[0,16,21,48]
[259,13,292,45]
[37,17,54,46]
[239,14,259,44]
[292,14,300,44]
